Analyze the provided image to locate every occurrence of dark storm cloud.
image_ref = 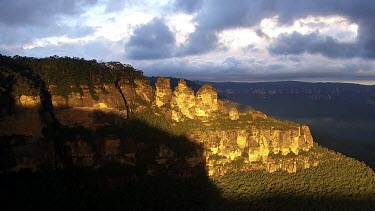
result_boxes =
[269,32,358,58]
[173,0,375,58]
[0,23,96,48]
[176,29,219,56]
[173,0,203,14]
[118,0,375,60]
[0,0,97,26]
[125,18,176,60]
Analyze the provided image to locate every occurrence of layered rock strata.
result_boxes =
[1,76,317,174]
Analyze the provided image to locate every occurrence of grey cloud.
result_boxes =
[0,23,97,48]
[0,0,97,26]
[194,0,266,31]
[186,0,375,58]
[65,25,97,38]
[84,38,124,61]
[173,1,266,57]
[223,57,242,67]
[269,32,359,58]
[137,56,375,83]
[0,0,98,51]
[177,29,218,56]
[9,37,124,62]
[169,0,269,57]
[267,63,284,71]
[125,18,176,60]
[0,24,34,45]
[132,43,374,81]
[118,0,375,60]
[173,0,203,14]
[222,56,257,69]
[255,28,270,39]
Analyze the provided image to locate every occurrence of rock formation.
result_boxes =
[229,108,239,120]
[189,124,314,174]
[50,84,124,109]
[171,79,196,122]
[1,76,317,175]
[134,78,153,103]
[18,95,41,110]
[195,84,219,120]
[155,79,222,122]
[155,77,172,107]
[250,111,267,119]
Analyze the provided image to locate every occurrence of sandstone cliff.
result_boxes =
[1,75,317,174]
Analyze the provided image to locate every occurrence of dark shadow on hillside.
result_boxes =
[0,111,223,210]
[1,111,375,210]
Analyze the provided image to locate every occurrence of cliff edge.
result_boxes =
[1,63,316,174]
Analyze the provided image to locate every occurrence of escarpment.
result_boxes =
[0,55,318,175]
[1,73,317,174]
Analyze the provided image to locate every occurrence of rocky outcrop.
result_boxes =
[155,77,172,107]
[134,78,153,103]
[229,108,239,120]
[195,84,219,120]
[49,84,128,128]
[158,78,221,122]
[249,111,267,119]
[171,79,196,122]
[17,95,41,110]
[50,84,124,109]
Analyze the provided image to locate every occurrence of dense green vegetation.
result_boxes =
[0,54,143,101]
[213,156,375,209]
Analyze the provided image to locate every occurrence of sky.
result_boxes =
[1,0,375,84]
